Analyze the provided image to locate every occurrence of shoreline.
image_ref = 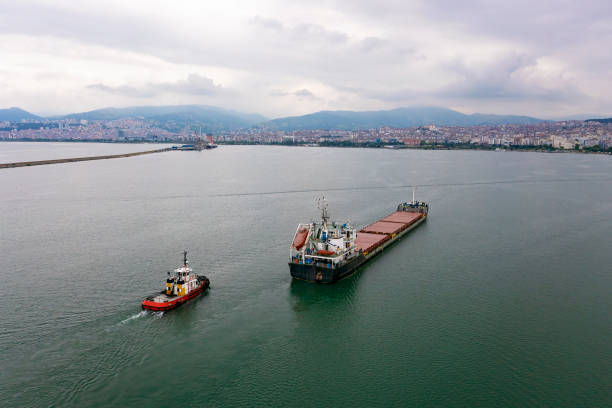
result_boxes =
[1,138,610,155]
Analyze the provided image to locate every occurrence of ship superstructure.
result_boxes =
[289,190,428,283]
[289,197,361,281]
[142,251,210,311]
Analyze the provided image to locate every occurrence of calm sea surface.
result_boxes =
[1,143,611,407]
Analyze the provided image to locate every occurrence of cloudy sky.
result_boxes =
[0,0,611,118]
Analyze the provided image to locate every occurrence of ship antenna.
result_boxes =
[183,250,188,267]
[412,186,416,204]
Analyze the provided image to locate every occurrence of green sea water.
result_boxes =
[1,143,611,407]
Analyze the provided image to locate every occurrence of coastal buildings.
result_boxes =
[1,118,611,151]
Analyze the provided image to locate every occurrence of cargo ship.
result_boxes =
[142,251,210,311]
[289,191,428,283]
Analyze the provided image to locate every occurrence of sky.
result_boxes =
[0,0,611,119]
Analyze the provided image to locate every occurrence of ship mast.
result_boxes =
[317,196,329,228]
[183,250,188,267]
[412,186,416,204]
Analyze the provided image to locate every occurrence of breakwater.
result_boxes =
[0,147,172,169]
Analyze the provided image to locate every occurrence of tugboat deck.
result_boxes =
[146,291,178,303]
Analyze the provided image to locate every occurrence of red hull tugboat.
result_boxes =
[142,251,210,311]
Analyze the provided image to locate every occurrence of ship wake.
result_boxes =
[118,310,148,325]
[118,310,164,325]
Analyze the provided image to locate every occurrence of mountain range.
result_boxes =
[54,105,267,132]
[0,107,41,121]
[585,117,612,124]
[2,104,603,131]
[261,107,544,130]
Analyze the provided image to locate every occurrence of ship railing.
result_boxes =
[308,259,336,269]
[303,251,347,267]
[290,255,337,268]
[304,254,342,261]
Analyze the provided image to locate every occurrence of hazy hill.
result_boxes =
[262,107,544,131]
[58,105,267,132]
[553,114,603,121]
[585,117,612,124]
[2,105,547,131]
[0,107,40,121]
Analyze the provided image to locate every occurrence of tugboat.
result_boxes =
[289,189,428,283]
[142,251,210,311]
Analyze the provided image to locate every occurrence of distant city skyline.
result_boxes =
[1,1,611,119]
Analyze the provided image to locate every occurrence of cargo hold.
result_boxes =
[360,221,407,235]
[380,211,422,225]
[354,232,389,252]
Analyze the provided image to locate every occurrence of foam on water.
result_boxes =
[119,310,165,324]
[118,310,148,325]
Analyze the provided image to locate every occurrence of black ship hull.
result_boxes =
[289,253,366,283]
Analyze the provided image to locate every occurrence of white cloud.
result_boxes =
[88,74,227,97]
[0,0,611,118]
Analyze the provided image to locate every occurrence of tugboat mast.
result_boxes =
[183,250,188,267]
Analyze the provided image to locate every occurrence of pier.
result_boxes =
[0,147,172,169]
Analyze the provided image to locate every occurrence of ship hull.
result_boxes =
[289,253,366,283]
[289,214,426,283]
[142,279,210,311]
